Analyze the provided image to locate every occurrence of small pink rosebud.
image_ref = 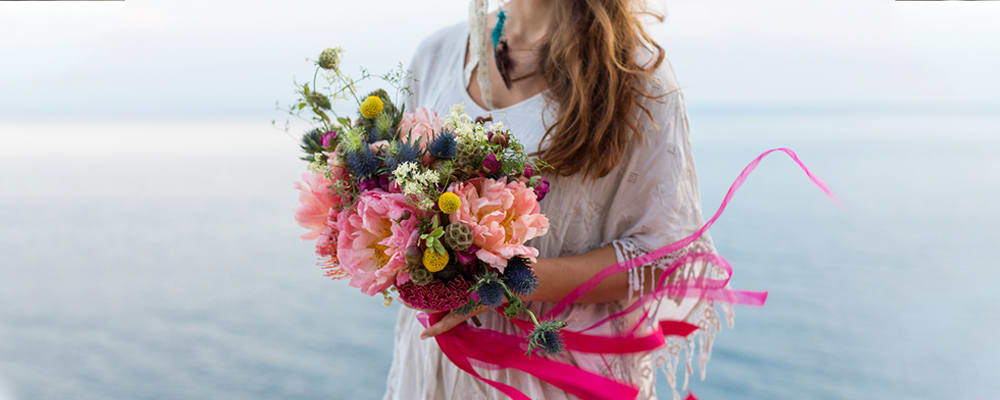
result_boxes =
[482,153,502,175]
[321,130,338,148]
[534,177,550,201]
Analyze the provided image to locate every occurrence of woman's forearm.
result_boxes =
[526,244,632,304]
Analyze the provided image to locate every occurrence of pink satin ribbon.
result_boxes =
[420,148,839,399]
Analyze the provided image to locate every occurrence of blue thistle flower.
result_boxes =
[429,131,457,159]
[365,122,381,143]
[345,145,380,178]
[527,320,567,355]
[502,258,538,296]
[384,141,422,172]
[477,280,504,307]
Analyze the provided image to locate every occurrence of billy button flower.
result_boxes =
[422,248,449,272]
[360,95,384,119]
[420,215,448,272]
[438,192,461,215]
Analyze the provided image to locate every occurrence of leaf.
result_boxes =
[298,102,307,110]
[338,117,353,129]
[434,241,445,255]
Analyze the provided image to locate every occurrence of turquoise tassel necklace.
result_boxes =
[491,9,515,89]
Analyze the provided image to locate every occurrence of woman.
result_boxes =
[385,1,729,399]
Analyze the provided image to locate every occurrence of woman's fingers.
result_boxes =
[420,307,487,339]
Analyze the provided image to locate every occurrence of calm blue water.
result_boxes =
[1,111,997,399]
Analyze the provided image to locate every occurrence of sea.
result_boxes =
[1,109,997,399]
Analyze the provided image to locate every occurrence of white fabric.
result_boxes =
[384,22,732,400]
[466,0,493,110]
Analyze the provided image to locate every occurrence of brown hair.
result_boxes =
[536,0,667,178]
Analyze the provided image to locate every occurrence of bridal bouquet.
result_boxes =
[290,48,565,353]
[284,47,840,400]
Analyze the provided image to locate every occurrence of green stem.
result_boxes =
[312,66,320,95]
[525,310,541,327]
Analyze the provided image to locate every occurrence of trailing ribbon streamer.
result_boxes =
[421,148,839,399]
[545,147,838,319]
[418,312,650,400]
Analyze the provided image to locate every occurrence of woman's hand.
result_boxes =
[420,305,490,339]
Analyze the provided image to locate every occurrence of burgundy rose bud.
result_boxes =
[358,177,379,191]
[523,165,534,178]
[482,153,502,175]
[321,130,338,148]
[377,174,391,191]
[534,176,550,200]
[457,245,480,265]
[489,130,509,147]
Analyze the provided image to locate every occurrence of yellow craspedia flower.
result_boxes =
[360,96,384,119]
[438,192,461,214]
[422,248,449,272]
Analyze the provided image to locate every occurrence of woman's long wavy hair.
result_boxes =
[536,0,667,179]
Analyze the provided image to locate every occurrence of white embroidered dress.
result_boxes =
[384,23,732,400]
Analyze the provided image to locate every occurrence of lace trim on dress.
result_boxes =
[613,237,735,400]
[466,0,494,110]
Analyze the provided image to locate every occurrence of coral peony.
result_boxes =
[294,170,344,240]
[448,177,549,272]
[397,107,443,151]
[336,191,423,295]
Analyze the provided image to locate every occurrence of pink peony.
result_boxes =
[294,170,344,240]
[397,107,443,150]
[448,177,549,272]
[336,191,423,296]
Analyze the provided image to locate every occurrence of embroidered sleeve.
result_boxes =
[604,89,735,400]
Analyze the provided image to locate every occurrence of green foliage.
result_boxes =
[420,215,447,255]
[300,128,325,160]
[276,48,414,154]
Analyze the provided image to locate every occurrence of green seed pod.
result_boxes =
[318,48,342,71]
[408,264,433,286]
[375,113,394,138]
[444,223,473,252]
[432,160,455,185]
[404,247,422,267]
[310,93,331,110]
[456,141,485,168]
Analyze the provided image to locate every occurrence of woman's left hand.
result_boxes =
[420,305,490,339]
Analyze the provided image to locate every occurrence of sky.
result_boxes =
[0,0,997,120]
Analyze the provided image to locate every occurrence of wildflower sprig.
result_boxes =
[526,319,567,355]
[391,161,441,210]
[420,215,447,255]
[278,48,412,145]
[468,266,565,355]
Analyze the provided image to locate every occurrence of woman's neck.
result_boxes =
[502,0,555,47]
